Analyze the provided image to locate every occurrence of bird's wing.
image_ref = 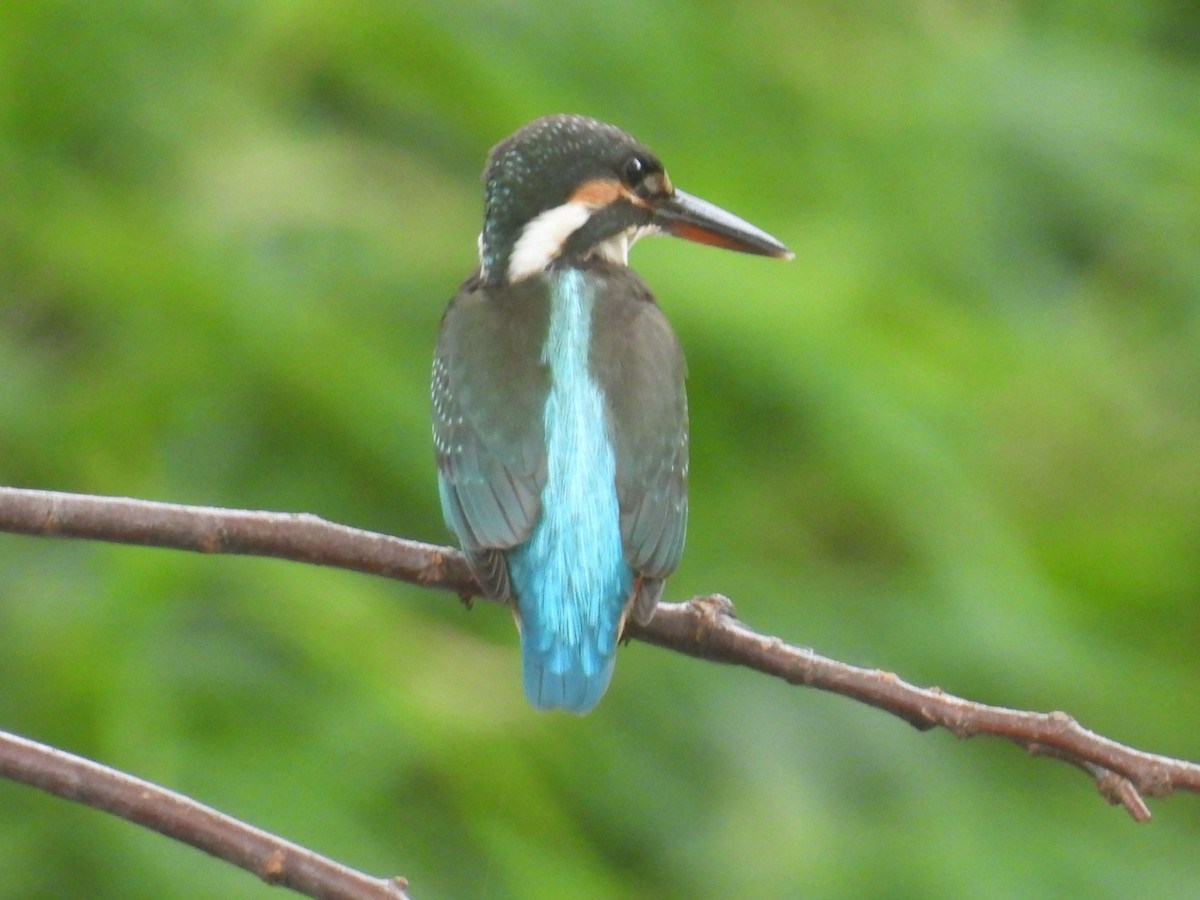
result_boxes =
[591,271,689,621]
[433,277,550,601]
[617,414,688,581]
[617,418,688,625]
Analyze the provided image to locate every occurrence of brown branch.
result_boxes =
[3,485,1200,824]
[0,486,477,593]
[0,729,412,900]
[625,595,1191,821]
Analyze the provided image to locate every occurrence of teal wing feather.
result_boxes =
[432,275,550,600]
[589,264,689,624]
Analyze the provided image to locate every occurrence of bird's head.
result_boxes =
[478,115,791,285]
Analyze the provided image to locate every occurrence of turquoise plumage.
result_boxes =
[432,115,789,713]
[505,269,635,712]
[435,263,684,714]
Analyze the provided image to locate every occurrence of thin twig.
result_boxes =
[3,485,1200,823]
[0,730,412,900]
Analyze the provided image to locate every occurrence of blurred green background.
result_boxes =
[1,1,1199,897]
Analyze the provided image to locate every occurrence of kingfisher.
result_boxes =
[433,115,790,714]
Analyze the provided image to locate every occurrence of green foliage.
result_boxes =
[2,2,1199,896]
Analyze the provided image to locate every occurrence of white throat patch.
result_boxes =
[506,202,592,283]
[500,202,660,283]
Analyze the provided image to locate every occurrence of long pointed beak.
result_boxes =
[651,189,792,260]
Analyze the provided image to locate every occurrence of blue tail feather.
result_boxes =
[508,539,633,714]
[520,628,617,714]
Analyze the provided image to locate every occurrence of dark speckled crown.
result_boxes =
[479,115,659,283]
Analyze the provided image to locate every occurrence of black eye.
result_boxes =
[622,155,647,186]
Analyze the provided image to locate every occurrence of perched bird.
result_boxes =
[433,115,790,713]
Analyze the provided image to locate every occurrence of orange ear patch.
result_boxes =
[569,178,627,208]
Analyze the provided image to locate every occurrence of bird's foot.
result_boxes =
[689,593,737,620]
